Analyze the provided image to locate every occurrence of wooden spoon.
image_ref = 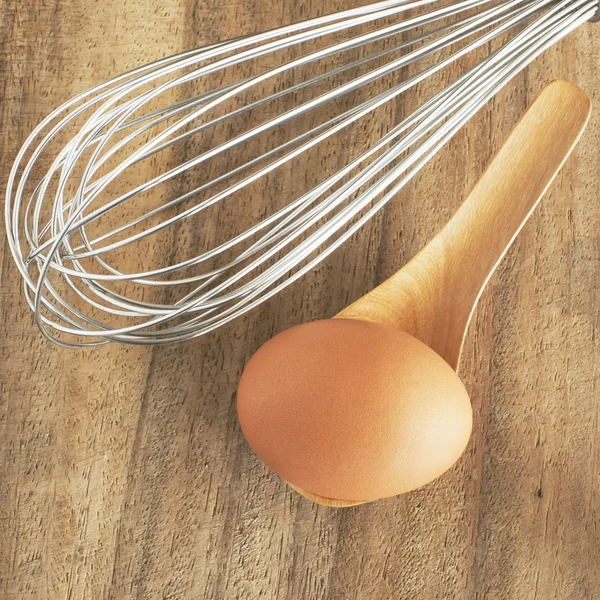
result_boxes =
[240,80,592,507]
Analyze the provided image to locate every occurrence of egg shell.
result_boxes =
[237,319,473,502]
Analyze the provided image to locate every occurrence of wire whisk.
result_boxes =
[5,0,598,346]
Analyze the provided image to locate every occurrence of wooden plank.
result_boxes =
[1,1,598,598]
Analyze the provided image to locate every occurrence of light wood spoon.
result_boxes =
[239,80,592,507]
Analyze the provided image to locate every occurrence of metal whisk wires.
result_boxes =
[5,0,598,346]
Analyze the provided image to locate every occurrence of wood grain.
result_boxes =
[1,2,599,599]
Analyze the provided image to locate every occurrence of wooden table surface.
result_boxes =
[1,1,599,598]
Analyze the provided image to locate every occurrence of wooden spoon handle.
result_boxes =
[337,80,592,371]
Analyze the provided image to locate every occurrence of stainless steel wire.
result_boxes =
[5,0,598,346]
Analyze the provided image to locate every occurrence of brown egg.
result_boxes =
[237,319,473,502]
